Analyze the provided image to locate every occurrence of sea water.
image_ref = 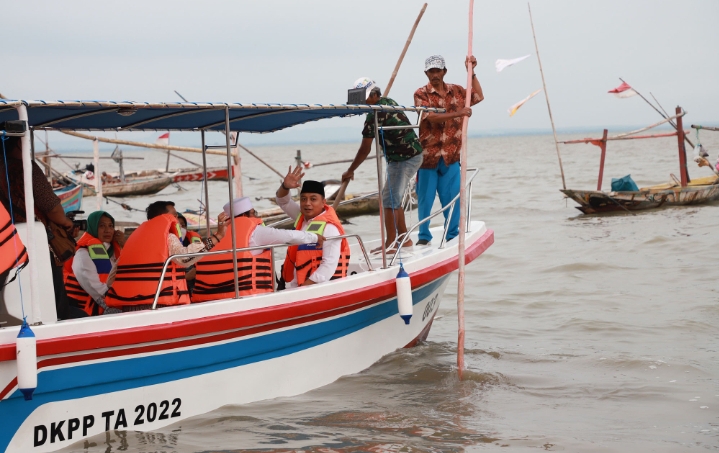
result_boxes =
[58,131,719,452]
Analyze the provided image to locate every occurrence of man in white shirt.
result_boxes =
[276,166,349,288]
[191,196,326,301]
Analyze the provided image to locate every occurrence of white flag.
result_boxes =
[495,55,531,73]
[508,89,542,117]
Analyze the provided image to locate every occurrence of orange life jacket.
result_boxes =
[63,233,121,316]
[0,202,28,277]
[183,230,202,247]
[192,216,273,301]
[282,205,350,286]
[105,214,190,308]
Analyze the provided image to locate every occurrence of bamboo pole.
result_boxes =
[456,0,475,381]
[384,3,427,97]
[617,79,695,149]
[235,143,285,179]
[58,130,236,157]
[692,125,719,132]
[341,3,428,219]
[528,3,566,190]
[331,180,349,210]
[312,155,377,167]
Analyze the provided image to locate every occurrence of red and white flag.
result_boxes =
[156,132,170,145]
[608,82,637,98]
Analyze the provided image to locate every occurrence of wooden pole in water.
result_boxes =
[457,0,475,381]
[384,3,427,97]
[528,3,566,190]
[676,106,688,187]
[597,129,608,191]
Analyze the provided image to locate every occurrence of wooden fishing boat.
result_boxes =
[560,107,719,214]
[127,166,232,182]
[562,175,719,214]
[0,100,493,453]
[52,183,83,214]
[64,171,173,197]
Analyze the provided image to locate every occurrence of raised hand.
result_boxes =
[215,212,230,239]
[283,165,304,190]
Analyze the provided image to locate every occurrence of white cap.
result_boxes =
[223,197,253,217]
[424,55,446,71]
[352,77,378,100]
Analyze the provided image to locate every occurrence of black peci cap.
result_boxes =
[300,180,325,196]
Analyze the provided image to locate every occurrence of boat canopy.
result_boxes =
[0,100,443,133]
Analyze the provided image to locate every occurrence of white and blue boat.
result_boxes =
[0,100,494,453]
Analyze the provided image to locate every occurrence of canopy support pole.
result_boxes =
[201,130,211,238]
[17,106,40,324]
[233,134,243,197]
[93,138,102,210]
[224,107,239,299]
[373,114,387,269]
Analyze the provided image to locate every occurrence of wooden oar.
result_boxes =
[331,180,349,210]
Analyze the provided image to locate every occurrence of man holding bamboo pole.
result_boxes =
[342,78,423,252]
[413,55,483,245]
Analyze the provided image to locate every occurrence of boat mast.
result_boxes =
[528,3,566,190]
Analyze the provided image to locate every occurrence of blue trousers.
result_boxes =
[417,157,460,242]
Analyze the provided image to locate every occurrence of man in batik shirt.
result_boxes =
[342,77,423,251]
[413,55,483,244]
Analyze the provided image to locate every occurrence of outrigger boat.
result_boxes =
[560,107,719,214]
[51,183,83,214]
[64,170,173,197]
[0,100,494,453]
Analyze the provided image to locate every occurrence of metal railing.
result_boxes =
[389,167,479,266]
[150,234,372,309]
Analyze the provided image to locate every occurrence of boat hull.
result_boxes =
[562,176,719,214]
[71,175,173,198]
[0,224,494,453]
[53,184,82,214]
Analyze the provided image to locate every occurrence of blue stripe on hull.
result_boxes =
[0,276,447,450]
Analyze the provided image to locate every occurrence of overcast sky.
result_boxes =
[3,0,718,147]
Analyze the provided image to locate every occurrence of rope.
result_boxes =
[102,196,144,212]
[1,132,27,321]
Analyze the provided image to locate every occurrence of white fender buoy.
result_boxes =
[16,321,37,401]
[396,264,412,325]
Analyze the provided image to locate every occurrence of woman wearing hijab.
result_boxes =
[64,211,125,316]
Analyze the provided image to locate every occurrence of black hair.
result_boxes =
[176,213,187,227]
[146,201,175,220]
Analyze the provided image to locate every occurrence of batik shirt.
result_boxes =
[413,83,482,169]
[362,97,423,162]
